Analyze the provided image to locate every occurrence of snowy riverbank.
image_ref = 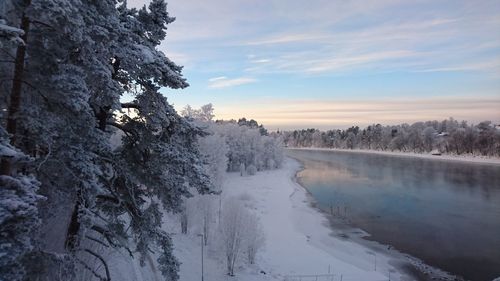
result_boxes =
[172,158,415,281]
[288,147,500,165]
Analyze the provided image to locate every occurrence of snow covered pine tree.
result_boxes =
[1,1,212,280]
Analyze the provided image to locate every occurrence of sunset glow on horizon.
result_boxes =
[211,96,500,130]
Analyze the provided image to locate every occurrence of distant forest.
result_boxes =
[281,118,500,157]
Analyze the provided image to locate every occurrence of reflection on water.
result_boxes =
[288,149,500,281]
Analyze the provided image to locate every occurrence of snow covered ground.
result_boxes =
[172,158,415,281]
[288,147,500,165]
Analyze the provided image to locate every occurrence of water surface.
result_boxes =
[287,149,500,281]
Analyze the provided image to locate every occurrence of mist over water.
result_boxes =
[288,149,500,281]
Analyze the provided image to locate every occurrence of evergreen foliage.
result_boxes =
[0,1,211,280]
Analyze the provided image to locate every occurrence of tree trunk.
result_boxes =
[65,200,81,250]
[180,211,188,234]
[97,106,111,131]
[1,1,31,176]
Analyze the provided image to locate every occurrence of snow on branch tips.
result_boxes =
[0,19,24,47]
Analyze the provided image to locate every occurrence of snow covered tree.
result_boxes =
[218,198,266,274]
[246,164,257,175]
[1,1,212,280]
[243,213,265,265]
[180,203,189,235]
[219,199,245,276]
[197,127,228,191]
[422,126,436,152]
[476,121,496,155]
[281,118,499,156]
[181,104,228,190]
[0,130,43,281]
[0,18,24,47]
[211,119,283,172]
[181,103,215,122]
[198,195,215,246]
[240,162,245,176]
[311,130,323,147]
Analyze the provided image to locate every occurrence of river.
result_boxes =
[287,149,500,281]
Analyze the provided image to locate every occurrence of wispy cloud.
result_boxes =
[208,76,257,89]
[162,50,190,65]
[208,76,227,82]
[128,0,500,78]
[245,33,329,46]
[304,50,419,73]
[240,15,500,75]
[250,59,271,64]
[415,60,500,73]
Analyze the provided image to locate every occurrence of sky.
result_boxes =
[129,0,500,130]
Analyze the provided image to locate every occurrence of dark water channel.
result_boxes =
[287,149,500,281]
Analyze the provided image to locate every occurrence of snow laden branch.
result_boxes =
[0,19,24,46]
[0,0,212,280]
[0,133,43,281]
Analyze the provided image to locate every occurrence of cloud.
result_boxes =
[251,59,271,64]
[209,76,228,82]
[304,50,419,73]
[415,60,500,73]
[162,50,190,65]
[245,33,329,46]
[131,0,500,78]
[239,14,500,75]
[207,76,257,89]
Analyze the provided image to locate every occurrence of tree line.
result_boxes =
[182,103,284,176]
[281,118,500,156]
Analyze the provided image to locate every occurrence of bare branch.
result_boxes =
[77,248,111,281]
[15,79,50,104]
[30,19,56,30]
[90,225,116,245]
[90,225,133,257]
[121,102,140,109]
[36,142,51,171]
[89,209,114,224]
[85,235,110,248]
[0,48,16,60]
[75,256,107,281]
[82,248,111,281]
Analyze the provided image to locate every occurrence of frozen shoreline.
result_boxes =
[225,157,410,280]
[288,147,500,165]
[173,158,420,281]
